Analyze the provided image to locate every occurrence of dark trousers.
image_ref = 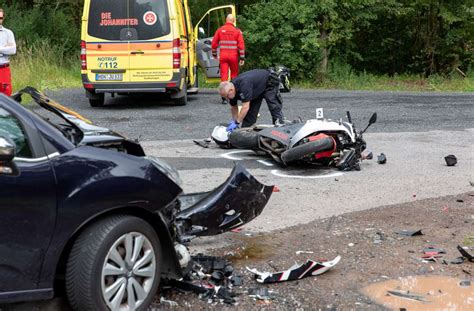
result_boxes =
[241,84,283,128]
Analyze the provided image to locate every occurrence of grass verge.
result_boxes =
[10,49,473,93]
[11,41,81,92]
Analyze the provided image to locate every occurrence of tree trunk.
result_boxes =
[316,15,329,83]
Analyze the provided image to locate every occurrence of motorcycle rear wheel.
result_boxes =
[229,128,260,150]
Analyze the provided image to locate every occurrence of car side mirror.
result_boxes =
[0,136,15,162]
[369,112,377,125]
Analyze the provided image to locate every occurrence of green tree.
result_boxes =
[240,0,377,81]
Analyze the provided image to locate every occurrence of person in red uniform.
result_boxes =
[212,14,245,84]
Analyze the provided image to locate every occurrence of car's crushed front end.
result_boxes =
[11,87,274,278]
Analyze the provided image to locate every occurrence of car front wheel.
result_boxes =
[66,215,162,311]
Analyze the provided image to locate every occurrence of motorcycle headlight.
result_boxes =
[145,156,182,186]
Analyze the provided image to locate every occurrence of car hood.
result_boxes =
[12,87,144,154]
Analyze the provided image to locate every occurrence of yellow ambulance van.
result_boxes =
[81,0,234,107]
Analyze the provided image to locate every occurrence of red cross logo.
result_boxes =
[143,11,157,26]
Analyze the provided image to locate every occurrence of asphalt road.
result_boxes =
[47,88,474,235]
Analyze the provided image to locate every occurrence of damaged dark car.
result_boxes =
[0,87,273,310]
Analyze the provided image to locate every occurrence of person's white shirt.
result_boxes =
[0,25,16,65]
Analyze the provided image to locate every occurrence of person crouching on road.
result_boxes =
[0,8,16,96]
[219,69,285,132]
[212,14,245,105]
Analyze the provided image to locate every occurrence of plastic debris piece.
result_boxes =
[396,229,423,236]
[160,297,179,307]
[273,186,280,192]
[246,256,341,284]
[230,275,243,286]
[377,153,387,164]
[231,228,242,233]
[296,250,314,255]
[364,151,373,160]
[248,287,272,300]
[193,139,210,148]
[457,245,474,262]
[450,257,465,264]
[387,290,429,302]
[459,280,471,287]
[444,154,457,166]
[456,199,464,203]
[423,246,446,255]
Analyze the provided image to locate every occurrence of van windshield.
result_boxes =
[88,0,171,40]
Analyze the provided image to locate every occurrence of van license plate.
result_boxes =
[96,74,123,81]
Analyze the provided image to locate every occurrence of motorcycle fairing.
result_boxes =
[289,119,356,148]
[258,123,304,146]
[175,164,273,241]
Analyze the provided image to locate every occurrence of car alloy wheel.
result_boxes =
[101,232,156,311]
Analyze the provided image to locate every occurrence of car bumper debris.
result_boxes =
[246,256,341,284]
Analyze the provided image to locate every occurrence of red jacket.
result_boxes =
[211,22,245,60]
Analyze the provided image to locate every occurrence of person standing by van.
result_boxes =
[212,14,245,104]
[0,8,16,96]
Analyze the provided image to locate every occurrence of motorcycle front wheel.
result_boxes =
[281,137,334,164]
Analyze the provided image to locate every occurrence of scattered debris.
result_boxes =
[462,269,471,275]
[457,245,474,262]
[396,229,423,236]
[363,151,373,160]
[377,153,387,164]
[273,186,281,192]
[423,246,446,256]
[193,139,211,148]
[456,199,464,203]
[373,232,385,244]
[387,290,429,303]
[444,154,457,166]
[231,228,242,233]
[296,250,314,255]
[459,280,471,287]
[248,287,273,300]
[348,243,355,247]
[246,256,340,284]
[167,254,241,304]
[160,297,178,307]
[450,257,465,264]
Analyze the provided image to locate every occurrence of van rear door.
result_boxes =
[194,5,236,83]
[86,0,131,83]
[127,0,174,83]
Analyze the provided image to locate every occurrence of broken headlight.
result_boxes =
[145,155,182,186]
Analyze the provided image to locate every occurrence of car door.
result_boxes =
[0,105,57,296]
[194,5,236,82]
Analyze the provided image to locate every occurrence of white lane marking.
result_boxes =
[220,150,256,161]
[257,160,275,167]
[271,169,344,179]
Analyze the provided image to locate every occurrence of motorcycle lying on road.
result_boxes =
[222,111,377,171]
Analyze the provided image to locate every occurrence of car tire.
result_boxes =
[89,94,105,107]
[66,215,162,311]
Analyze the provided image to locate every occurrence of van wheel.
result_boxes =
[66,215,162,311]
[89,94,105,107]
[174,84,187,106]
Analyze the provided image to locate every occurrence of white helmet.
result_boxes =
[211,125,232,149]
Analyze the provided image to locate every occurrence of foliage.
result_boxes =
[0,0,471,89]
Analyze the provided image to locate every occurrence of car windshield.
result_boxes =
[88,0,171,40]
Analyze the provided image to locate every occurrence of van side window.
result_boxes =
[88,0,171,40]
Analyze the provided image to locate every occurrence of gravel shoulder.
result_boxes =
[155,192,474,310]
